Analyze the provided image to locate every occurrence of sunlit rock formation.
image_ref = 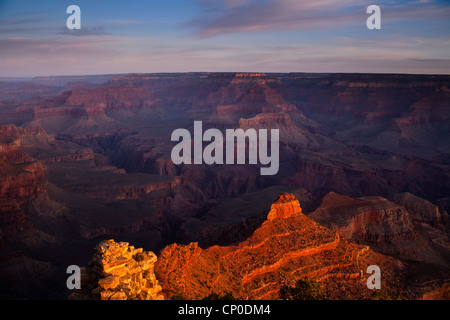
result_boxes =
[69,239,163,300]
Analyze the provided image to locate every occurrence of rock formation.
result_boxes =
[61,193,449,300]
[309,192,450,267]
[0,72,449,300]
[69,239,163,300]
[0,125,49,253]
[0,124,60,299]
[154,193,409,300]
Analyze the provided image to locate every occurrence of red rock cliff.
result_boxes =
[154,193,407,300]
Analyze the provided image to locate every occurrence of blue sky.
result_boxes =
[0,0,449,76]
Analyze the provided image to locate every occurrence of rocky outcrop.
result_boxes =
[239,112,320,146]
[267,193,302,220]
[230,73,268,86]
[0,125,59,299]
[394,192,445,225]
[420,283,450,300]
[69,239,164,300]
[154,193,408,300]
[45,148,96,163]
[0,125,48,243]
[309,192,450,267]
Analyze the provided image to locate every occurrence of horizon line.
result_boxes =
[1,71,450,80]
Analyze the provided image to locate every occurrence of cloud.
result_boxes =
[102,19,154,26]
[1,35,449,76]
[0,37,113,54]
[0,35,128,77]
[1,0,448,76]
[333,36,450,50]
[0,17,45,26]
[0,16,52,35]
[407,58,450,63]
[189,0,450,38]
[189,0,363,37]
[58,26,110,37]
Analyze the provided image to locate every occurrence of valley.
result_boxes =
[0,72,449,299]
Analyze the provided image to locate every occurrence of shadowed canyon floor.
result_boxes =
[0,73,449,299]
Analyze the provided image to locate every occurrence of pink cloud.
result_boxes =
[190,0,450,37]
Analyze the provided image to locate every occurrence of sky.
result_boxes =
[0,0,449,77]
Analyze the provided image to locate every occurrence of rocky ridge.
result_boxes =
[154,193,408,300]
[69,193,449,300]
[309,192,450,267]
[0,125,49,253]
[0,124,58,299]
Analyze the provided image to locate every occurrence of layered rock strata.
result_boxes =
[309,192,450,267]
[154,193,407,300]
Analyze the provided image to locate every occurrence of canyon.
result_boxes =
[155,193,410,300]
[0,72,448,299]
[66,194,447,300]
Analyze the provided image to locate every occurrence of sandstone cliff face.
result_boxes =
[0,125,48,245]
[266,193,303,220]
[70,239,163,300]
[239,112,320,147]
[154,193,407,300]
[0,124,58,299]
[394,192,445,226]
[309,192,450,267]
